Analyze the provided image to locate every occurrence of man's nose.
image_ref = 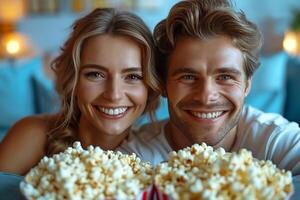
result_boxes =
[103,78,123,101]
[193,79,219,104]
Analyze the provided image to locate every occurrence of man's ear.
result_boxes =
[245,77,252,97]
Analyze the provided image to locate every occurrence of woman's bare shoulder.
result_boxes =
[3,114,56,142]
[0,114,58,175]
[14,114,55,130]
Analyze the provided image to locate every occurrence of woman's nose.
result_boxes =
[102,78,123,101]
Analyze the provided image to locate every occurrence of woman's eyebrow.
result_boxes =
[80,64,107,72]
[122,67,142,73]
[80,65,142,73]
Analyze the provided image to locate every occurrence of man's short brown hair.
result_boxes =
[154,0,262,91]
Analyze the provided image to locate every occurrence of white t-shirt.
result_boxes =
[118,106,300,200]
[118,105,300,175]
[118,120,170,166]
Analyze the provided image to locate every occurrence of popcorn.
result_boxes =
[20,142,153,200]
[20,142,294,200]
[154,143,294,200]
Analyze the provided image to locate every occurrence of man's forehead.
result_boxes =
[172,35,239,52]
[168,37,243,66]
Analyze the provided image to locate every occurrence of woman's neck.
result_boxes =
[77,118,129,150]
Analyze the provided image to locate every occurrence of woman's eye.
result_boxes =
[126,74,143,81]
[84,72,105,80]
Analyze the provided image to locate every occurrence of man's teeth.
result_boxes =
[191,111,222,119]
[99,107,127,116]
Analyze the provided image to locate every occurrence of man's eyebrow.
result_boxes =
[171,67,198,76]
[216,67,242,75]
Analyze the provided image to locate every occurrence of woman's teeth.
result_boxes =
[99,107,127,116]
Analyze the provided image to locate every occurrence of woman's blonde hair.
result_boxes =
[46,8,160,156]
[154,0,262,92]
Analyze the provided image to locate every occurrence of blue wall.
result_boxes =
[17,0,300,54]
[18,0,180,53]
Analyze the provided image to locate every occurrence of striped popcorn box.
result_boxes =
[137,185,171,200]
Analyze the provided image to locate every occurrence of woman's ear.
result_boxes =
[245,77,252,97]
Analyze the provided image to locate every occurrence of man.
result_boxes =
[119,0,300,177]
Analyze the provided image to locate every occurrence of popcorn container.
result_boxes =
[136,185,170,200]
[135,185,294,200]
[20,184,294,200]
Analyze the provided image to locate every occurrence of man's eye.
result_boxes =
[218,75,232,81]
[126,74,143,81]
[181,75,196,80]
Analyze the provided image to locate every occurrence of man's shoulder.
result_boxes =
[236,106,300,174]
[241,105,293,128]
[236,105,300,148]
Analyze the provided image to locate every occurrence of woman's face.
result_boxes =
[77,34,148,136]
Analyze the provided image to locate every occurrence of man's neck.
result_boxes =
[164,121,237,152]
[212,127,237,152]
[164,122,191,151]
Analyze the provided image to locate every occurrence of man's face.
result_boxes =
[166,36,251,146]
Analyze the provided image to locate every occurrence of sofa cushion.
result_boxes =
[0,172,24,200]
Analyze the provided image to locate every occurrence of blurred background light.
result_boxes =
[0,0,25,23]
[0,32,33,58]
[283,31,300,56]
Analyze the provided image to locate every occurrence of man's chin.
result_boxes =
[185,128,226,145]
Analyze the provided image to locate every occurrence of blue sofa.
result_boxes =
[0,172,24,200]
[0,56,59,141]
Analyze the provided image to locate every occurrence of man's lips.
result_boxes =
[188,110,224,119]
[183,107,230,121]
[180,102,232,120]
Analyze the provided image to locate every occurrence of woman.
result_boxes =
[0,8,160,175]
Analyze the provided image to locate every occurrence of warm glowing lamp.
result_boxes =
[6,39,21,55]
[283,10,300,57]
[0,0,27,59]
[0,32,33,59]
[283,31,300,56]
